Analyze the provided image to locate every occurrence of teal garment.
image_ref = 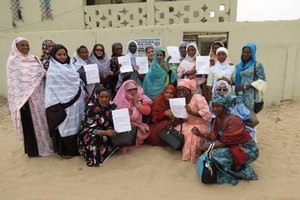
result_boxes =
[142,48,177,99]
[234,62,266,111]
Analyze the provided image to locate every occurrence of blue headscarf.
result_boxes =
[142,48,176,99]
[235,43,257,94]
[211,94,228,109]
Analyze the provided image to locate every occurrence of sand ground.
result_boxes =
[0,97,300,200]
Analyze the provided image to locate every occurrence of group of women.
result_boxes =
[6,37,266,185]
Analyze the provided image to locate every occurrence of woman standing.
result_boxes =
[147,85,177,146]
[234,43,266,111]
[7,37,53,157]
[207,47,235,101]
[45,44,85,158]
[194,94,259,185]
[176,79,211,162]
[177,43,200,80]
[143,48,177,99]
[113,80,152,152]
[88,44,113,92]
[40,39,55,70]
[110,42,123,97]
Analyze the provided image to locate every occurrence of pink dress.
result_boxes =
[113,80,152,153]
[175,94,211,162]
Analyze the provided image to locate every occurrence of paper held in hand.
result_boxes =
[167,46,181,64]
[196,56,210,75]
[112,108,132,133]
[136,56,149,74]
[83,64,100,84]
[169,98,188,119]
[118,56,133,73]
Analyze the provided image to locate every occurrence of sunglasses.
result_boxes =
[95,48,103,52]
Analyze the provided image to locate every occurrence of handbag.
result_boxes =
[159,121,183,150]
[253,63,264,114]
[196,143,217,184]
[112,126,138,147]
[244,110,259,128]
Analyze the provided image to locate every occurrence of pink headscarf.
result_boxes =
[177,79,197,93]
[113,80,152,122]
[113,80,152,108]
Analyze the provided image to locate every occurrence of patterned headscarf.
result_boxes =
[211,94,228,108]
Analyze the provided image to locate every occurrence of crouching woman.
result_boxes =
[193,94,259,185]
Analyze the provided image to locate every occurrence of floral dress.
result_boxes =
[78,99,117,166]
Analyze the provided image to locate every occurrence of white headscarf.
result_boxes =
[211,47,234,77]
[72,47,88,70]
[178,43,200,75]
[126,40,139,58]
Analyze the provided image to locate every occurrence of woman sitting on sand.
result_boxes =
[78,87,118,167]
[193,94,259,185]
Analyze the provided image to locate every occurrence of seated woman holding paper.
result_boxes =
[113,80,152,152]
[147,85,177,146]
[78,87,118,166]
[143,48,177,100]
[193,94,259,185]
[175,79,211,162]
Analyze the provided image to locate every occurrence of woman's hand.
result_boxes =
[108,70,114,76]
[165,109,175,121]
[133,65,139,71]
[138,125,149,135]
[105,130,116,137]
[209,58,215,66]
[167,56,172,63]
[186,105,198,116]
[192,127,206,137]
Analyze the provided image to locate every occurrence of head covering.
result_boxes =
[45,47,80,108]
[209,41,225,61]
[113,80,152,108]
[143,48,176,99]
[184,43,200,62]
[177,79,197,93]
[216,47,228,56]
[235,42,257,94]
[6,37,46,137]
[41,39,55,57]
[151,85,177,118]
[73,46,88,70]
[111,42,123,57]
[113,80,152,122]
[88,44,110,78]
[211,94,228,108]
[50,44,71,64]
[126,40,139,58]
[212,80,232,95]
[177,43,200,78]
[178,41,189,58]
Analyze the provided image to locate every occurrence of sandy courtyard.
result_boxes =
[0,97,300,200]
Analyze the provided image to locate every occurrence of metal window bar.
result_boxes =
[40,0,53,20]
[10,0,23,27]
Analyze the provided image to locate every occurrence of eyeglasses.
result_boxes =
[95,49,103,52]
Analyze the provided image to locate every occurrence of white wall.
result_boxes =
[1,20,300,104]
